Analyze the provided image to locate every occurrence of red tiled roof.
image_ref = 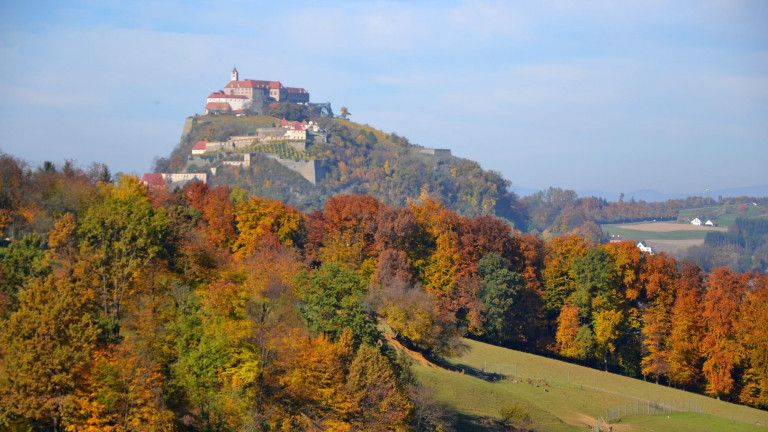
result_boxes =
[192,141,207,150]
[269,81,283,90]
[225,79,272,89]
[141,173,165,187]
[286,87,307,93]
[206,102,231,111]
[208,91,247,99]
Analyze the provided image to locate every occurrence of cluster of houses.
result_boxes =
[143,117,329,188]
[191,119,327,157]
[204,68,310,115]
[140,172,208,189]
[690,217,716,226]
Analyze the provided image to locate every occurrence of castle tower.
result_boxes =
[231,67,239,81]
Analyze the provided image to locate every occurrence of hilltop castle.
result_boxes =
[205,68,309,114]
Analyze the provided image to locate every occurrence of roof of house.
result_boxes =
[280,119,307,130]
[208,91,248,99]
[286,87,307,93]
[192,141,207,150]
[269,81,283,90]
[141,173,166,187]
[225,79,282,90]
[206,102,231,111]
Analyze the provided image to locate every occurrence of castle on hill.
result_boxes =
[205,67,310,115]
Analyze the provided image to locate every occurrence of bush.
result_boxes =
[499,402,532,426]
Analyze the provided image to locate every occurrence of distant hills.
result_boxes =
[514,186,768,202]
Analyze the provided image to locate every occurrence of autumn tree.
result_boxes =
[571,247,623,370]
[77,176,170,323]
[0,271,98,430]
[736,274,768,407]
[640,253,678,383]
[667,263,705,388]
[233,195,303,257]
[556,304,593,360]
[346,344,412,431]
[701,267,748,398]
[542,234,589,318]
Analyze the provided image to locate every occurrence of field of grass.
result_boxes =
[409,338,768,431]
[678,203,768,227]
[601,222,720,241]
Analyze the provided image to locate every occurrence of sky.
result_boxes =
[0,0,766,198]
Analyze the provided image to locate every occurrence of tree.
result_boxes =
[667,263,705,387]
[66,343,175,431]
[78,176,170,322]
[542,235,588,316]
[640,253,678,383]
[346,344,412,431]
[298,263,379,346]
[571,248,623,369]
[701,267,748,398]
[556,304,592,360]
[0,272,98,430]
[736,274,768,408]
[0,233,48,316]
[233,196,303,256]
[476,253,527,345]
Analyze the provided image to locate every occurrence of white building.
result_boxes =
[637,241,653,254]
[705,220,715,226]
[205,91,251,113]
[691,218,702,226]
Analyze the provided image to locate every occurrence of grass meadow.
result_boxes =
[410,338,768,431]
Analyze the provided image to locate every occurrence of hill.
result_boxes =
[164,114,527,228]
[405,338,768,432]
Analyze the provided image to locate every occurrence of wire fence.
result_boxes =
[605,399,703,422]
[477,361,706,425]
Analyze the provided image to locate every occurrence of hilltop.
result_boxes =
[162,113,528,228]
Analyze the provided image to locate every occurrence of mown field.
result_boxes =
[601,221,726,254]
[410,338,768,431]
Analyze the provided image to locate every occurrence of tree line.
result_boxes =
[1,155,767,431]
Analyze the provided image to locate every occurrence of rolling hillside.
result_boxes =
[402,338,768,431]
[165,114,528,228]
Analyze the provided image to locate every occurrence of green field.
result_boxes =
[409,338,768,431]
[601,224,711,241]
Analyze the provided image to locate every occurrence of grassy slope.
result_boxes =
[412,338,768,431]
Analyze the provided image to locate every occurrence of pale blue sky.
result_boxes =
[0,1,766,197]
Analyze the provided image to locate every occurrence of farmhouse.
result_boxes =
[691,218,702,226]
[191,141,208,155]
[636,241,653,254]
[705,219,715,226]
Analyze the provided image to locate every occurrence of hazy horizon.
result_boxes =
[1,1,766,196]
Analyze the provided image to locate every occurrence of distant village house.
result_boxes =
[636,241,653,254]
[690,218,702,226]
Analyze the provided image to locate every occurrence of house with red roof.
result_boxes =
[192,141,208,155]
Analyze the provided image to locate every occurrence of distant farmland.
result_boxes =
[601,222,726,254]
